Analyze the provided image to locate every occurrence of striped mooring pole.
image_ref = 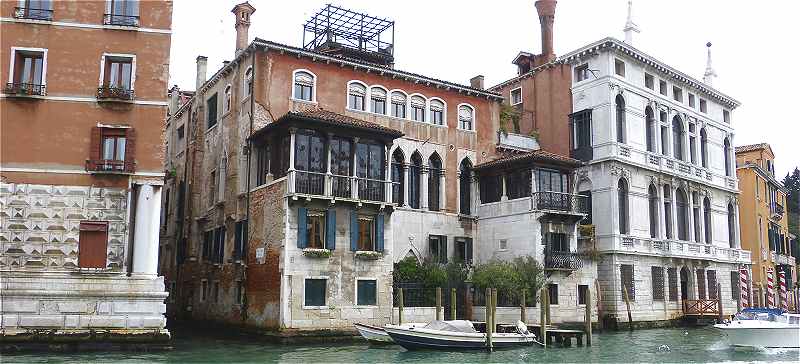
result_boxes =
[766,268,776,308]
[739,268,750,308]
[778,271,788,310]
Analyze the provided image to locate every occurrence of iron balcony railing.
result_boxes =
[14,7,53,21]
[544,249,584,271]
[771,203,784,219]
[531,191,589,214]
[85,159,135,173]
[289,170,392,204]
[4,82,46,96]
[103,14,139,27]
[97,86,134,100]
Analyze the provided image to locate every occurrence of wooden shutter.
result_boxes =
[78,221,108,268]
[325,209,336,250]
[375,213,384,252]
[297,207,308,248]
[87,127,102,170]
[696,269,706,299]
[350,210,358,251]
[124,128,135,172]
[707,270,717,299]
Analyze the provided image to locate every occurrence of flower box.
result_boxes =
[302,248,332,258]
[355,250,383,260]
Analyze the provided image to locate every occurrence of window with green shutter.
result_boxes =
[304,278,326,307]
[357,279,377,306]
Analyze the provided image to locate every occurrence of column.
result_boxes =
[439,169,446,212]
[403,163,410,207]
[288,128,297,194]
[351,137,359,199]
[658,182,666,239]
[132,184,162,277]
[420,168,429,210]
[500,173,508,201]
[687,188,695,242]
[385,143,392,203]
[698,193,706,244]
[325,132,333,197]
[671,185,679,240]
[733,200,742,249]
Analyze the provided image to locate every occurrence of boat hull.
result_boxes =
[354,323,393,343]
[714,324,800,348]
[384,326,535,350]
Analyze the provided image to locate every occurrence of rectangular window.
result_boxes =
[208,170,217,207]
[730,271,739,301]
[411,104,425,122]
[499,239,508,251]
[506,169,531,199]
[536,169,569,193]
[672,86,683,102]
[104,56,133,90]
[548,284,559,305]
[106,0,140,26]
[569,109,592,161]
[510,88,522,105]
[307,211,325,249]
[200,279,208,302]
[696,269,707,299]
[644,73,654,89]
[578,284,589,305]
[349,93,365,111]
[202,230,213,261]
[620,264,635,301]
[357,216,374,251]
[391,101,406,118]
[659,80,668,96]
[304,278,327,307]
[13,49,45,86]
[101,129,126,164]
[575,64,590,82]
[211,226,225,264]
[723,110,730,123]
[668,267,678,301]
[429,235,447,264]
[614,59,625,77]
[15,0,53,21]
[454,237,473,264]
[699,99,708,113]
[688,93,696,108]
[548,232,568,252]
[660,125,669,157]
[177,125,185,140]
[707,270,717,299]
[78,221,109,268]
[651,266,665,301]
[356,279,377,306]
[207,93,218,129]
[234,219,248,260]
[479,174,502,203]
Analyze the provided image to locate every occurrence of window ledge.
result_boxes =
[355,250,383,260]
[291,98,317,105]
[302,305,329,310]
[302,248,332,258]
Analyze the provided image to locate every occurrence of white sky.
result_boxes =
[169,0,800,178]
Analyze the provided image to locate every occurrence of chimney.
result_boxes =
[232,2,257,53]
[168,85,180,116]
[535,0,557,61]
[470,75,485,90]
[195,55,207,91]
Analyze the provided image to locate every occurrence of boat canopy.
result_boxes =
[423,320,478,333]
[742,308,785,315]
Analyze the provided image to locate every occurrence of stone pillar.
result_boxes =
[500,173,508,201]
[288,128,297,194]
[698,194,706,244]
[657,182,666,239]
[670,185,679,240]
[351,137,359,199]
[385,143,393,203]
[403,164,410,207]
[133,184,162,277]
[439,170,446,212]
[687,189,695,242]
[733,200,742,249]
[421,168,429,210]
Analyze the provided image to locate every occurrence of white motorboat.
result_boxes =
[714,308,800,348]
[384,320,537,350]
[354,322,425,343]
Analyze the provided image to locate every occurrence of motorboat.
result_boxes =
[713,308,800,348]
[354,322,425,343]
[384,320,537,350]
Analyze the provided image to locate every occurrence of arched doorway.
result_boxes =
[680,266,690,301]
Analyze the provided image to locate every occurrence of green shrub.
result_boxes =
[472,256,547,303]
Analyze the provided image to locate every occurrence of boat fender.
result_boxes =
[516,320,530,335]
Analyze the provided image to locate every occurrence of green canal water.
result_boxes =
[3,327,799,363]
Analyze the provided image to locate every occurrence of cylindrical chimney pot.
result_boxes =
[535,0,557,60]
[195,56,207,91]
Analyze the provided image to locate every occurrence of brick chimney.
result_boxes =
[535,0,557,61]
[195,56,207,91]
[168,85,180,116]
[470,75,485,90]
[232,2,256,54]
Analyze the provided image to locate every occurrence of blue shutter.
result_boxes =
[375,213,384,252]
[298,207,308,248]
[350,210,358,251]
[325,209,336,250]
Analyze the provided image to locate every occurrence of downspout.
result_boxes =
[242,47,256,323]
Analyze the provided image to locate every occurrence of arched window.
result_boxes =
[370,87,387,114]
[618,178,629,235]
[664,185,673,239]
[458,104,474,131]
[724,137,732,177]
[648,184,659,238]
[348,82,366,111]
[428,153,442,211]
[294,129,326,195]
[645,106,655,152]
[391,91,407,118]
[676,188,688,241]
[459,158,472,215]
[700,128,708,168]
[703,197,712,244]
[409,152,422,209]
[615,94,626,143]
[430,99,445,125]
[672,116,684,161]
[410,95,426,122]
[727,203,736,248]
[293,70,314,101]
[224,84,232,112]
[244,67,253,97]
[391,149,405,206]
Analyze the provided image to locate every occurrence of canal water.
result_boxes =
[4,326,799,363]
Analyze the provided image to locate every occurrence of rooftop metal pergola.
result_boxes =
[302,4,394,64]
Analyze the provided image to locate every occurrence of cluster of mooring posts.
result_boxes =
[395,286,595,352]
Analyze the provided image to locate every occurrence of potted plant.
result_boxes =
[355,250,383,260]
[302,248,332,258]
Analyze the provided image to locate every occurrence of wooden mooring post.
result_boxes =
[492,288,498,326]
[485,287,493,352]
[436,287,442,321]
[622,283,633,331]
[520,289,526,323]
[595,279,604,331]
[451,287,457,320]
[540,287,547,348]
[398,288,404,325]
[585,287,592,346]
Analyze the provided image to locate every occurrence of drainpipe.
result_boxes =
[242,47,256,323]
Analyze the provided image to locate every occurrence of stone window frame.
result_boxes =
[98,52,137,91]
[354,277,378,307]
[303,276,329,309]
[8,46,49,88]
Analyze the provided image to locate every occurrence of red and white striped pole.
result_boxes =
[739,268,749,308]
[778,271,788,310]
[766,268,776,308]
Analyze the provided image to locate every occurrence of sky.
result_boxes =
[169,0,800,178]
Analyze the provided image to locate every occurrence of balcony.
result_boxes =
[85,159,135,174]
[771,203,784,220]
[103,14,139,27]
[544,250,584,271]
[4,83,46,96]
[97,87,134,101]
[618,236,751,264]
[532,191,589,215]
[14,7,53,21]
[288,170,392,204]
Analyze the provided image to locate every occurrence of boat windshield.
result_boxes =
[423,320,478,333]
